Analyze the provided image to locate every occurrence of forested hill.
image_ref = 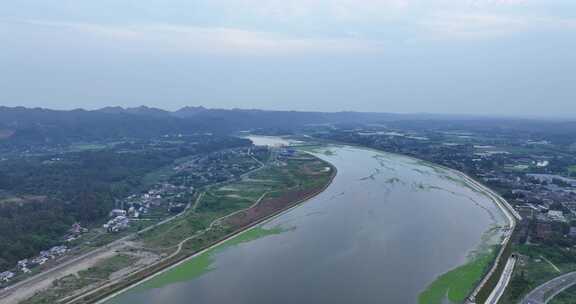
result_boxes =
[0,106,205,146]
[2,106,576,148]
[0,106,402,147]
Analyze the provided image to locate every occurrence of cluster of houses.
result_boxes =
[0,271,14,283]
[515,205,571,240]
[1,221,90,284]
[497,174,576,242]
[168,202,187,213]
[0,245,71,283]
[64,222,88,243]
[445,145,576,244]
[103,211,131,233]
[2,148,248,286]
[102,184,172,233]
[1,222,84,285]
[18,245,69,272]
[171,147,264,187]
[103,181,197,234]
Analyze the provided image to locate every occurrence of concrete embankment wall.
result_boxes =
[458,174,519,304]
[473,239,514,303]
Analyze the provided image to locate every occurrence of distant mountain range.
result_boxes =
[1,105,575,146]
[0,105,405,145]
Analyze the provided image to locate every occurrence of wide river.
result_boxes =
[103,140,507,304]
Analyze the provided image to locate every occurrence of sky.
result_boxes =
[1,0,575,117]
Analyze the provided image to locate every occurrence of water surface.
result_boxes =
[244,135,301,147]
[104,145,506,304]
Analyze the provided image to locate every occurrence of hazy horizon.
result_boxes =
[5,104,576,121]
[2,0,575,117]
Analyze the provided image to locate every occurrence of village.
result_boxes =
[0,145,271,287]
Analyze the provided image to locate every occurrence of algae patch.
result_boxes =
[138,225,286,290]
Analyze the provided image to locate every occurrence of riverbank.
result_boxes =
[408,157,517,304]
[308,140,518,304]
[89,143,517,304]
[61,151,337,304]
[453,169,518,304]
[386,148,519,304]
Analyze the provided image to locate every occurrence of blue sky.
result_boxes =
[1,0,575,116]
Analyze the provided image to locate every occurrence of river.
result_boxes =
[103,140,508,304]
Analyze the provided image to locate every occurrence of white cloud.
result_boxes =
[468,0,528,7]
[208,0,411,20]
[26,20,386,54]
[421,12,528,38]
[420,11,576,39]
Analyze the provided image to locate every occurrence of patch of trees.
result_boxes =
[0,198,81,270]
[0,135,250,269]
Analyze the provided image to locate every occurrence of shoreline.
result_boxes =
[449,167,518,303]
[16,141,515,304]
[77,155,338,304]
[307,141,519,304]
[370,147,518,304]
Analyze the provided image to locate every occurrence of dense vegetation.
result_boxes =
[0,106,410,152]
[0,135,250,270]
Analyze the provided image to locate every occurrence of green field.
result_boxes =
[139,151,331,251]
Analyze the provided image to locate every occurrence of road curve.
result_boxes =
[521,271,576,304]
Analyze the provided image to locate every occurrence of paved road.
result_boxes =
[521,271,576,304]
[485,256,517,304]
[457,168,518,304]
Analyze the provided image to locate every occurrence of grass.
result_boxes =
[137,189,267,250]
[138,209,219,250]
[79,255,137,280]
[139,151,331,251]
[418,248,498,304]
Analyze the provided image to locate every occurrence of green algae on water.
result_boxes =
[138,225,286,290]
